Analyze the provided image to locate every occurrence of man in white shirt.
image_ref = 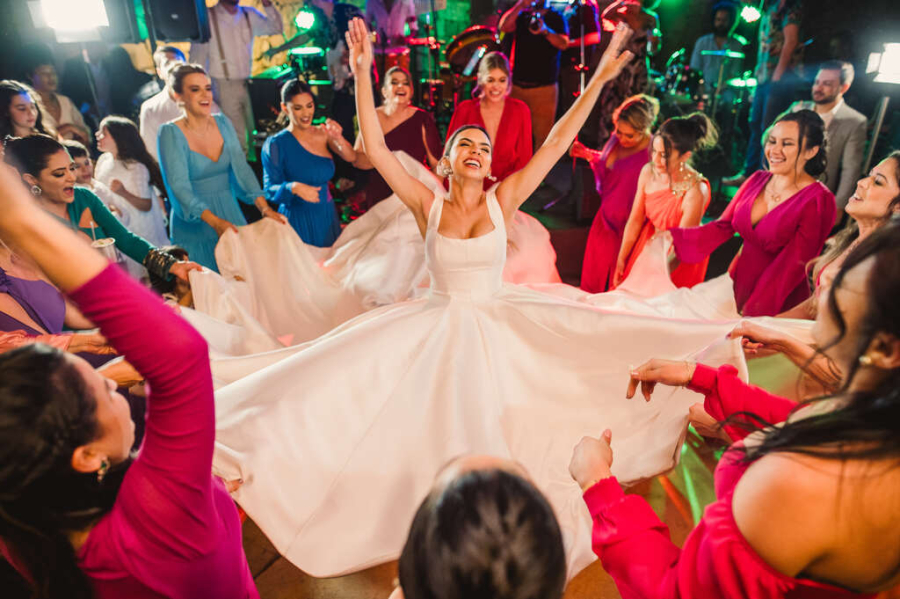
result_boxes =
[190,0,284,154]
[365,0,418,46]
[139,46,222,161]
[789,60,868,219]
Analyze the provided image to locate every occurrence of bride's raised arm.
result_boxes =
[346,18,435,234]
[496,24,634,220]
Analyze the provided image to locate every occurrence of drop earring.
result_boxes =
[859,354,873,366]
[30,185,42,196]
[97,458,109,483]
[438,157,453,178]
[487,173,497,182]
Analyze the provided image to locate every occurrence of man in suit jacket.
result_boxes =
[790,60,867,221]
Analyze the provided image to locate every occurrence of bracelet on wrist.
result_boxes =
[143,247,178,282]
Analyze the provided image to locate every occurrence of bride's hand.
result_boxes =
[626,359,697,402]
[345,17,373,77]
[593,23,634,84]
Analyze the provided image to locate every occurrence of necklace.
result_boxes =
[669,166,700,197]
[765,180,796,206]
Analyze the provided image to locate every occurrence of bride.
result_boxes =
[212,20,745,578]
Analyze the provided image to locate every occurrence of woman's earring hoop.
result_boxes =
[30,185,42,196]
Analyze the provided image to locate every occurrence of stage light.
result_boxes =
[294,8,316,32]
[867,43,900,85]
[39,0,109,32]
[740,4,761,23]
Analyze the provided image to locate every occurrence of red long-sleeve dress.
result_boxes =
[669,172,835,316]
[583,364,876,599]
[448,97,533,189]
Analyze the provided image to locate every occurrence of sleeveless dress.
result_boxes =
[580,135,651,292]
[211,189,740,578]
[261,130,342,247]
[621,179,711,289]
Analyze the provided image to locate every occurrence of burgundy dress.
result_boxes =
[670,171,835,317]
[580,135,651,292]
[448,97,533,188]
[365,108,442,209]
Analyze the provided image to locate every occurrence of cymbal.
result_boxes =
[701,49,745,59]
[725,77,758,88]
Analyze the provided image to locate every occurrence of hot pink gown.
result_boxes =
[580,135,651,292]
[670,171,835,316]
[583,363,877,599]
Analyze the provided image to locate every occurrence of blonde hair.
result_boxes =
[613,94,660,135]
[475,52,511,98]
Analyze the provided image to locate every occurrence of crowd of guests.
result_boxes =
[0,3,898,599]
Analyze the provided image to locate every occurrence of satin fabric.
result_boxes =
[207,189,754,578]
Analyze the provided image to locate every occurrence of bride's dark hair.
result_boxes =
[442,125,492,157]
[398,467,566,599]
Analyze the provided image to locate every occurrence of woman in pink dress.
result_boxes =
[0,166,253,597]
[568,221,900,599]
[577,94,659,292]
[448,52,533,189]
[670,110,835,316]
[613,112,717,288]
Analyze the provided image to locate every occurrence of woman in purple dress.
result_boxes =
[352,66,442,209]
[577,94,659,292]
[670,110,835,316]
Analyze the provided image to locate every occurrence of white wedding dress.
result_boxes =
[211,189,752,577]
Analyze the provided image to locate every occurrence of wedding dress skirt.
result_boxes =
[209,191,773,578]
[181,152,561,357]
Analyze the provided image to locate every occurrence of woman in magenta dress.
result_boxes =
[614,112,717,288]
[353,66,442,209]
[0,165,255,597]
[569,222,900,599]
[448,51,533,188]
[670,111,835,317]
[577,94,659,292]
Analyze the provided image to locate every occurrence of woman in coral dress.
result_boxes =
[614,113,717,288]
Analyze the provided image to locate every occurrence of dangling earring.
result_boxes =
[678,161,685,174]
[97,458,109,483]
[438,157,453,178]
[487,173,497,182]
[30,184,42,196]
[859,354,873,366]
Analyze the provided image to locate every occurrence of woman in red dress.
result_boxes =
[570,221,900,599]
[447,52,532,188]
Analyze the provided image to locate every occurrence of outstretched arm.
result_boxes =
[495,24,633,219]
[346,18,434,234]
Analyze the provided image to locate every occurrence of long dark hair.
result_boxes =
[3,133,66,178]
[811,151,900,284]
[99,115,167,199]
[738,220,900,463]
[0,345,130,599]
[0,80,50,140]
[398,467,566,599]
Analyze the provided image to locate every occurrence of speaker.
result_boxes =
[144,0,210,43]
[98,0,143,44]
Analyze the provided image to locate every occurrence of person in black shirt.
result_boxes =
[499,0,569,149]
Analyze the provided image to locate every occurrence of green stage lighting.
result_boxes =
[741,4,761,23]
[294,8,316,32]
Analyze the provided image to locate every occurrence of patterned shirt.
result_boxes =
[755,0,803,83]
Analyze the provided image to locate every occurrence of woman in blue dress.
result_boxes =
[261,79,356,247]
[157,64,286,271]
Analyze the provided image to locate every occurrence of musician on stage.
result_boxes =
[366,0,419,47]
[500,0,570,150]
[689,1,744,95]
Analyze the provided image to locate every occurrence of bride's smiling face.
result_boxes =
[447,127,493,180]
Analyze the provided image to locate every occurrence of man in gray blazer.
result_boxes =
[789,60,868,221]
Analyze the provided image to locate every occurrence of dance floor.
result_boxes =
[245,430,723,599]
